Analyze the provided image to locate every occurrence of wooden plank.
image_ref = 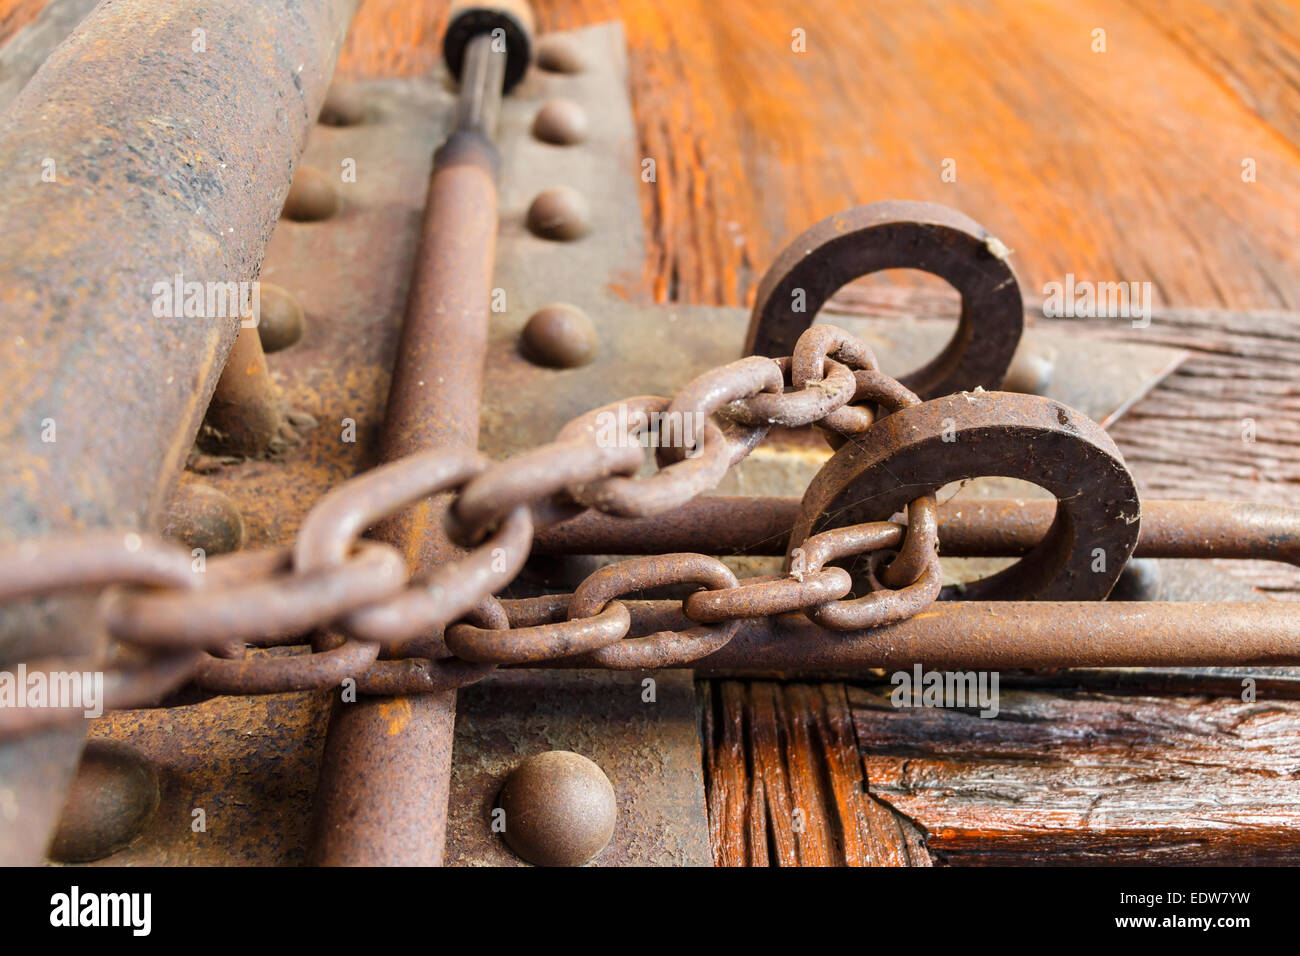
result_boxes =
[331,0,1300,311]
[851,683,1300,864]
[701,681,932,866]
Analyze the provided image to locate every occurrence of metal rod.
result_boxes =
[309,28,509,868]
[0,0,358,866]
[533,497,1300,567]
[503,599,1300,674]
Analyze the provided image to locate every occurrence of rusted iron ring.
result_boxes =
[0,531,198,605]
[193,637,381,695]
[452,438,642,543]
[657,356,783,466]
[744,200,1023,398]
[294,447,533,646]
[789,391,1141,600]
[681,568,852,623]
[557,397,732,517]
[821,368,923,447]
[798,531,943,630]
[724,356,857,428]
[567,554,741,668]
[105,542,408,650]
[445,595,631,664]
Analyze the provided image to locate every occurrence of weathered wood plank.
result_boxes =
[851,684,1300,865]
[701,681,933,866]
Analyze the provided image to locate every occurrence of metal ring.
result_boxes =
[744,200,1023,398]
[445,600,630,664]
[0,530,197,604]
[105,542,408,650]
[725,356,857,428]
[682,568,852,623]
[567,554,740,668]
[805,552,943,630]
[453,438,642,543]
[557,397,733,518]
[657,356,783,466]
[789,391,1140,600]
[294,447,533,646]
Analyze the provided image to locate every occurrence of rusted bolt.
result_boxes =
[1111,557,1162,601]
[520,304,596,368]
[1003,343,1058,395]
[319,82,367,126]
[257,282,306,353]
[532,99,587,145]
[536,35,586,74]
[526,186,590,241]
[282,165,340,222]
[161,482,246,556]
[497,751,616,867]
[48,739,160,863]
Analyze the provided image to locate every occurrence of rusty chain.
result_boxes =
[0,323,942,731]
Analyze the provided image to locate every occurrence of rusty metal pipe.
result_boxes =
[309,13,523,867]
[0,0,357,866]
[504,599,1300,674]
[534,497,1300,567]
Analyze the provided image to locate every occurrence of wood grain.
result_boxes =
[334,0,1300,312]
[851,683,1300,864]
[701,680,932,866]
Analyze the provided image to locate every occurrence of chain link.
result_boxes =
[0,324,942,720]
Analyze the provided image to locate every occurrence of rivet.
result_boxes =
[532,99,587,145]
[257,282,306,353]
[536,36,587,74]
[497,751,616,867]
[526,186,590,241]
[318,82,367,126]
[282,166,340,222]
[161,482,246,556]
[49,740,160,863]
[521,304,596,368]
[1111,558,1162,601]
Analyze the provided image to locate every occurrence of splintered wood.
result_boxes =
[704,681,1300,866]
[700,681,931,866]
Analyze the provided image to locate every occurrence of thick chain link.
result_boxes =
[0,324,941,725]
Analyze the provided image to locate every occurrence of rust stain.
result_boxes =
[376,697,414,736]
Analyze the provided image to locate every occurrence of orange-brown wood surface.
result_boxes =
[331,0,1300,312]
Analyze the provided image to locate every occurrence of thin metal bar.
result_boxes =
[533,497,1300,567]
[309,31,508,868]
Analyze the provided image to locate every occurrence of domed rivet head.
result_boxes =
[256,282,306,353]
[521,304,596,368]
[318,82,367,126]
[532,99,587,145]
[49,740,160,863]
[526,186,590,241]
[497,751,616,867]
[536,36,587,74]
[161,482,245,556]
[282,166,340,222]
